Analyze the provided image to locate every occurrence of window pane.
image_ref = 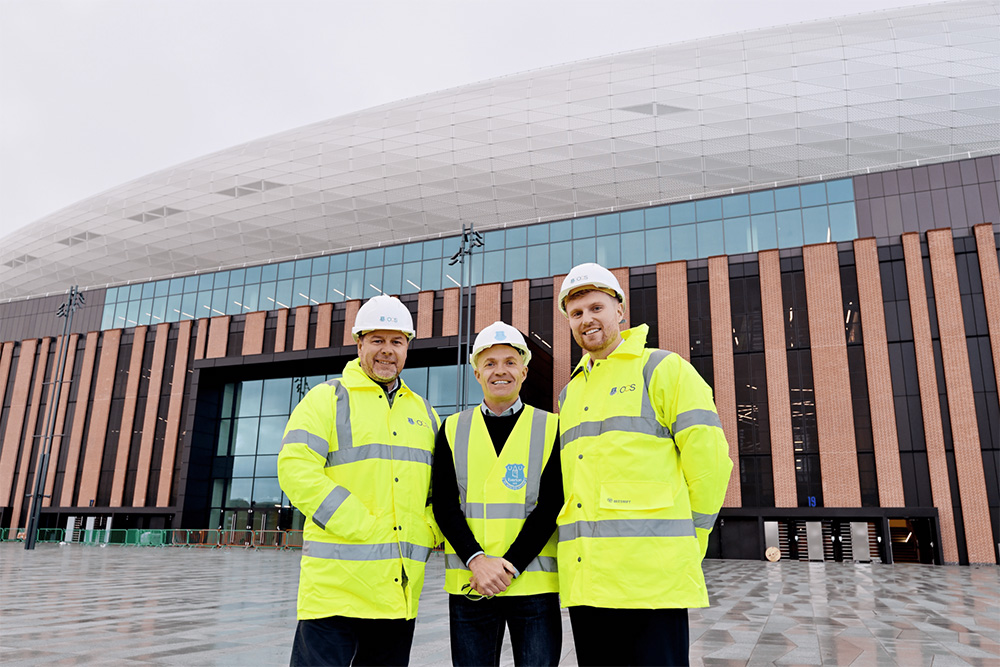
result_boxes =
[294,259,311,278]
[696,198,722,221]
[101,303,115,329]
[422,259,442,291]
[211,289,227,316]
[238,381,263,417]
[829,202,858,241]
[170,277,186,294]
[252,477,282,505]
[311,256,329,276]
[774,186,800,211]
[722,195,749,218]
[310,275,328,304]
[550,241,572,274]
[347,251,365,270]
[484,230,504,251]
[325,273,345,302]
[255,455,279,478]
[573,238,596,264]
[751,213,777,251]
[620,210,643,232]
[483,251,504,284]
[402,263,422,293]
[198,275,214,292]
[384,245,403,266]
[366,247,384,268]
[227,479,252,506]
[644,206,668,228]
[154,280,169,297]
[261,264,278,283]
[226,286,243,315]
[725,217,752,255]
[505,247,526,281]
[646,228,670,264]
[506,227,527,247]
[776,210,804,248]
[275,280,293,309]
[258,282,276,310]
[233,456,255,477]
[329,254,347,273]
[363,268,383,298]
[749,190,775,214]
[527,245,549,279]
[527,224,548,245]
[261,378,292,416]
[826,179,854,204]
[572,217,595,239]
[698,220,724,257]
[620,231,645,266]
[596,213,620,236]
[403,243,423,263]
[424,239,443,259]
[550,220,571,242]
[257,417,287,455]
[344,270,363,300]
[671,202,695,225]
[803,207,830,244]
[596,235,620,268]
[184,276,199,293]
[382,264,402,295]
[150,296,167,323]
[800,183,827,207]
[233,418,259,455]
[196,291,212,318]
[241,285,259,313]
[671,224,698,260]
[180,293,196,320]
[142,281,156,299]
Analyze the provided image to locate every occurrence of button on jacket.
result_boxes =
[442,405,560,596]
[278,359,442,620]
[557,324,732,609]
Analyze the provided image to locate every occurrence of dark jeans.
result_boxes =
[290,615,416,667]
[449,592,562,667]
[568,606,689,667]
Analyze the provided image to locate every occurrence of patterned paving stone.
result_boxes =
[1,543,997,665]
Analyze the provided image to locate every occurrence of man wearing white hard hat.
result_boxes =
[555,263,733,666]
[432,321,563,666]
[278,294,443,666]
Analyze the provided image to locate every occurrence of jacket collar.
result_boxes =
[341,358,409,394]
[571,324,650,378]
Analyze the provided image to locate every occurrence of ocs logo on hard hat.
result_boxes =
[569,275,589,284]
[380,316,400,323]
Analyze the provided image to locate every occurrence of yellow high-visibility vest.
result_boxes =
[278,359,442,620]
[442,405,559,596]
[557,324,732,609]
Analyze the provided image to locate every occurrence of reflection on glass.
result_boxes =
[776,210,804,248]
[233,456,255,477]
[671,224,697,260]
[751,213,777,251]
[802,207,830,244]
[645,229,670,264]
[237,381,263,418]
[725,217,751,255]
[227,478,252,506]
[698,220,724,257]
[253,477,282,504]
[233,418,260,456]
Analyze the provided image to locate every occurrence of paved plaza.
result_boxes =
[1,542,997,666]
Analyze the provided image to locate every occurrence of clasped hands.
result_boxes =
[467,554,517,597]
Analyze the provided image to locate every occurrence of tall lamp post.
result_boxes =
[25,286,85,550]
[448,224,484,412]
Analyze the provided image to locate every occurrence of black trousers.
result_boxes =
[568,606,689,667]
[290,615,416,667]
[449,592,562,667]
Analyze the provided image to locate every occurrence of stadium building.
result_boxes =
[1,0,997,564]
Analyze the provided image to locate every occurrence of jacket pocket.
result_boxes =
[599,482,673,511]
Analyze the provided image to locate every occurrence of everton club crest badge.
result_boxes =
[502,463,527,490]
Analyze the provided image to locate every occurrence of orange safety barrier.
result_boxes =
[187,529,223,548]
[254,530,285,549]
[221,529,255,548]
[284,530,304,550]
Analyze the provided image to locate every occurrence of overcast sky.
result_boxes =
[0,0,939,241]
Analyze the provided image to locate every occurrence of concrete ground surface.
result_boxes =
[1,542,997,666]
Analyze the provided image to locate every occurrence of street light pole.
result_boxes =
[448,224,484,412]
[25,286,85,550]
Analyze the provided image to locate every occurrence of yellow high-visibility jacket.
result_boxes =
[557,324,732,609]
[277,359,442,620]
[442,405,559,596]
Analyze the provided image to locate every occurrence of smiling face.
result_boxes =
[474,344,528,412]
[564,288,624,360]
[357,329,410,384]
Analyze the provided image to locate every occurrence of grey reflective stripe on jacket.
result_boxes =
[312,486,351,530]
[558,518,696,542]
[450,407,548,520]
[445,553,557,573]
[560,350,674,450]
[304,540,433,562]
[327,443,433,467]
[280,379,352,458]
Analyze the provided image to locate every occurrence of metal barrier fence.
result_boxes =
[1,527,305,549]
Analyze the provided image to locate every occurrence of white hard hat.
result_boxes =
[558,262,626,315]
[351,294,415,341]
[470,321,532,366]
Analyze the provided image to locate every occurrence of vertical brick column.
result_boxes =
[342,301,359,347]
[60,332,98,507]
[293,305,310,351]
[242,311,266,356]
[927,229,995,564]
[110,327,147,507]
[0,339,37,510]
[656,262,689,359]
[157,319,192,507]
[0,342,13,414]
[9,337,51,531]
[416,292,434,339]
[803,243,861,507]
[974,224,1000,401]
[78,329,121,507]
[610,268,630,329]
[474,283,502,332]
[552,275,571,411]
[133,324,168,507]
[854,238,906,507]
[44,333,80,505]
[759,250,796,507]
[708,256,740,507]
[193,318,209,360]
[511,280,530,334]
[275,309,289,352]
[902,232,959,563]
[315,304,333,349]
[443,288,460,336]
[206,315,230,359]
